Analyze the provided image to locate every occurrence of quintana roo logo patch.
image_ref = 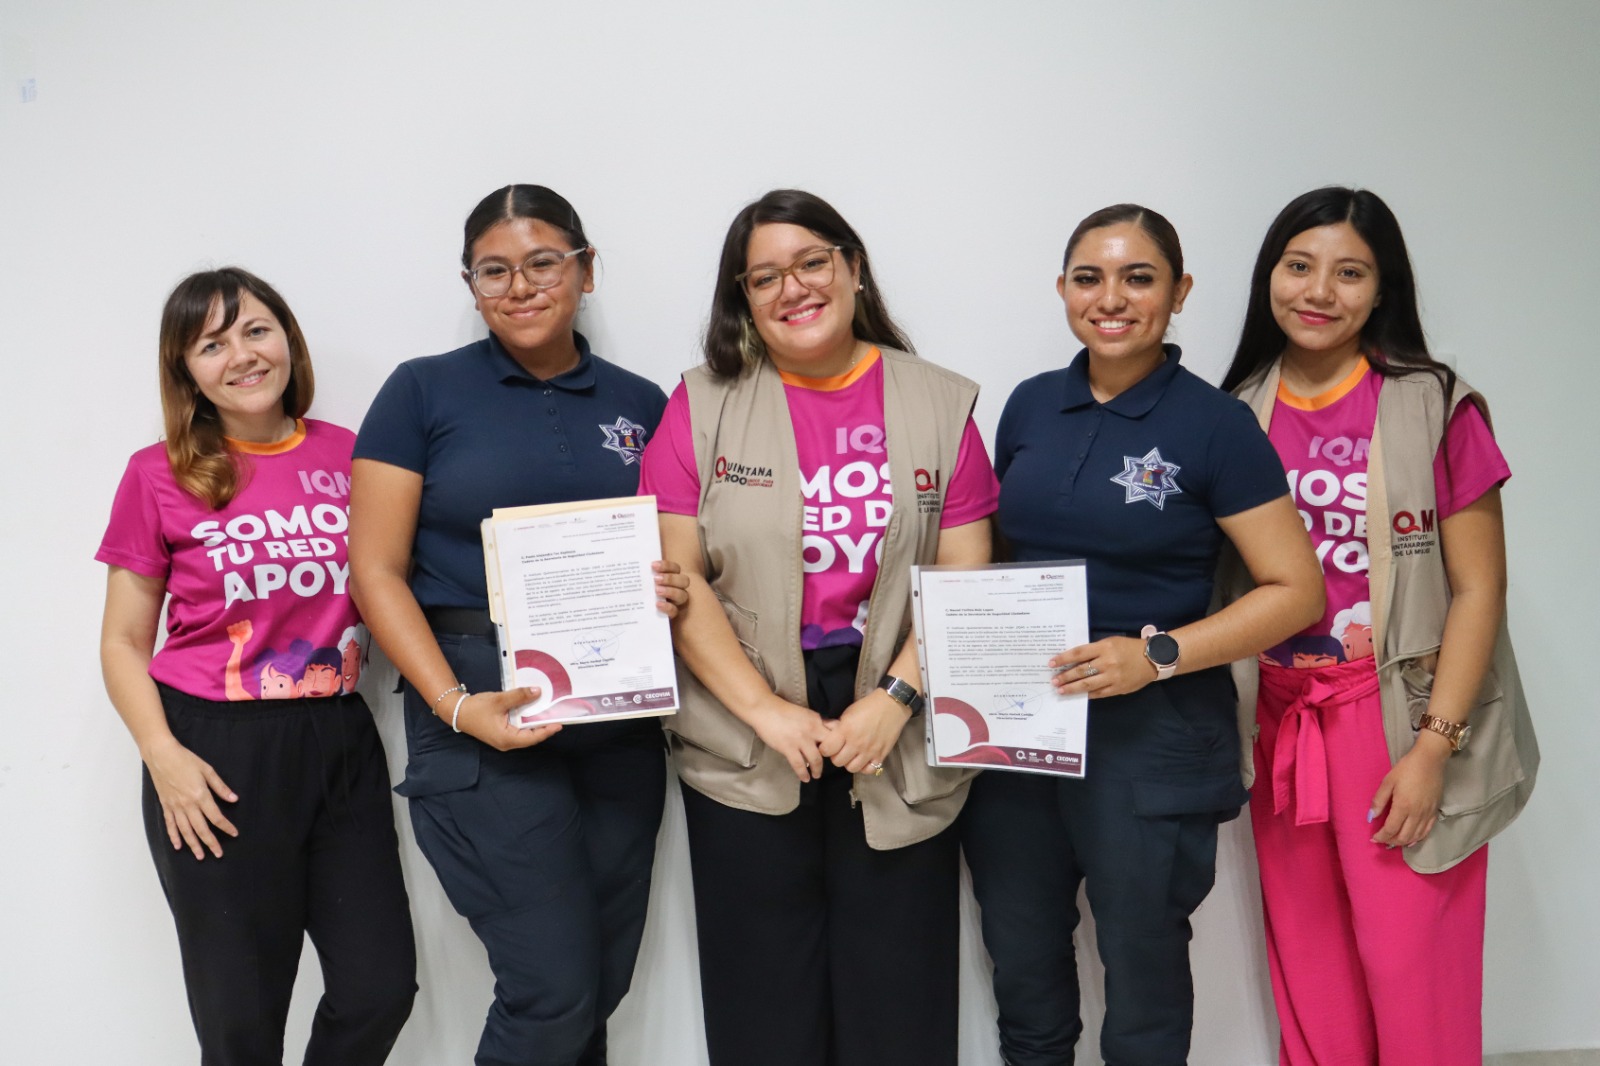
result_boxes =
[599,416,648,466]
[1111,447,1183,510]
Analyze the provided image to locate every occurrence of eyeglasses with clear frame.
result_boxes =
[736,245,845,307]
[467,246,590,298]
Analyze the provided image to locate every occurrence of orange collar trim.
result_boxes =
[777,347,880,392]
[227,420,306,455]
[1277,359,1369,412]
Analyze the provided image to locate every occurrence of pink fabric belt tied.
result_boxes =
[1258,659,1380,826]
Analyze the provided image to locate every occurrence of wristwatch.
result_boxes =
[878,674,926,714]
[1418,713,1472,753]
[1140,625,1180,681]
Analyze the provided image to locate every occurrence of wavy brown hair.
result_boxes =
[704,189,914,379]
[158,268,313,509]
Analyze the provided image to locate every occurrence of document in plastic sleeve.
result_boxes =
[482,496,677,727]
[912,561,1089,777]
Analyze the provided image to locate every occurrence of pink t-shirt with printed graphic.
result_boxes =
[1262,362,1510,668]
[639,350,999,650]
[97,419,366,702]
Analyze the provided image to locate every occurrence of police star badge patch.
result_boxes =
[1111,447,1183,509]
[599,416,647,466]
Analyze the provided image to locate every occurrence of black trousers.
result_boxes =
[404,626,666,1066]
[680,645,961,1066]
[144,686,416,1066]
[961,676,1241,1066]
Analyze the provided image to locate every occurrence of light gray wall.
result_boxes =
[2,1,1595,1062]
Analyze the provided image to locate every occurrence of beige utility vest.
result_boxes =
[1228,362,1538,873]
[666,349,980,850]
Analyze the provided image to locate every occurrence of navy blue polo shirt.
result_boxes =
[995,346,1286,639]
[355,331,668,609]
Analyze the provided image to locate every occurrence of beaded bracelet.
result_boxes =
[431,682,467,710]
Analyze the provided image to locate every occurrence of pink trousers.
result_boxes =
[1251,658,1487,1066]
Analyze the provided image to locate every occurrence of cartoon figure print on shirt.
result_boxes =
[1261,601,1372,669]
[97,420,366,703]
[599,416,648,465]
[223,621,339,699]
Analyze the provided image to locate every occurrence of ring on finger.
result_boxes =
[870,761,885,776]
[1083,664,1099,677]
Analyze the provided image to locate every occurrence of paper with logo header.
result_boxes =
[912,561,1089,777]
[482,496,677,727]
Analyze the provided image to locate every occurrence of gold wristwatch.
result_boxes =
[1417,713,1472,753]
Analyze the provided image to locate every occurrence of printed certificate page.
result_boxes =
[483,496,677,727]
[913,561,1089,777]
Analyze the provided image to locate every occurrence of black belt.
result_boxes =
[423,606,496,639]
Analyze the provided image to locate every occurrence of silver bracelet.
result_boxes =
[432,682,466,710]
[450,692,470,733]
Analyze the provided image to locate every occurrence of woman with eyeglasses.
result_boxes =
[959,204,1324,1066]
[1221,187,1537,1065]
[97,268,416,1065]
[349,184,686,1066]
[637,188,999,1066]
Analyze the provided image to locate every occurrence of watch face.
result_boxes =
[1146,633,1180,668]
[1457,724,1473,750]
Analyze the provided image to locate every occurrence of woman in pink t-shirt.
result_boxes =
[97,269,415,1066]
[1222,187,1532,1065]
[641,189,997,1066]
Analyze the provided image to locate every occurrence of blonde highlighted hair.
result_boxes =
[158,268,314,509]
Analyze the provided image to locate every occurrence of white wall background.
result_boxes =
[2,1,1596,1062]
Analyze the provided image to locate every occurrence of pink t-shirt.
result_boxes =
[97,419,367,702]
[640,350,999,649]
[1262,362,1510,668]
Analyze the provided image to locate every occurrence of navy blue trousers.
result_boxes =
[402,627,666,1066]
[144,686,416,1066]
[961,672,1243,1066]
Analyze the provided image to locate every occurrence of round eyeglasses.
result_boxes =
[737,245,844,307]
[467,246,589,298]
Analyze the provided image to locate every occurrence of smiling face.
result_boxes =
[302,662,340,698]
[465,217,593,367]
[258,664,300,699]
[341,638,362,692]
[744,222,862,376]
[1269,222,1380,365]
[1058,222,1192,366]
[183,292,293,441]
[1341,622,1374,662]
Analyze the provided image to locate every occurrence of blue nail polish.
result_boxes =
[1366,809,1376,823]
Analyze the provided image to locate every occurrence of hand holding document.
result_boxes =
[483,497,678,728]
[912,561,1089,777]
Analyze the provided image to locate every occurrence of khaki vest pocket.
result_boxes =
[885,713,974,804]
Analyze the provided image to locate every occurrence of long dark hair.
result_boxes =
[1222,187,1458,397]
[704,189,914,379]
[1223,187,1489,491]
[159,268,314,509]
[461,184,592,270]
